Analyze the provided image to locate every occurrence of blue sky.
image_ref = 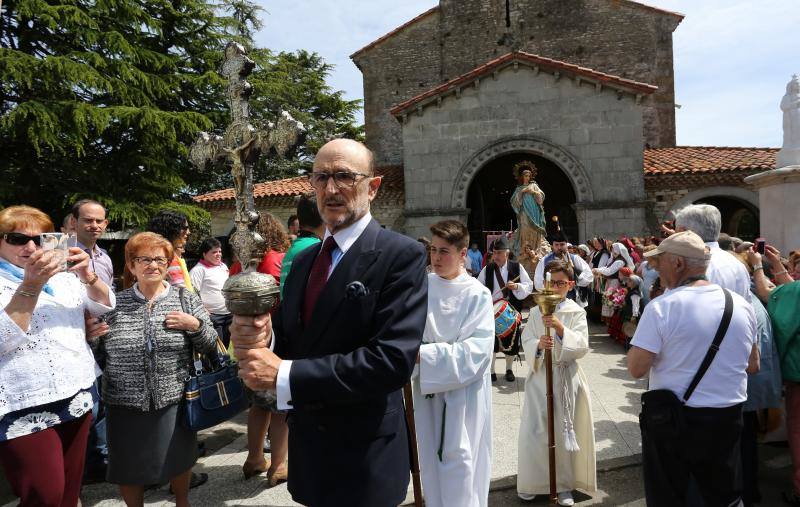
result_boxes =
[253,0,796,148]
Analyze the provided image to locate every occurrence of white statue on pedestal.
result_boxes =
[777,74,800,168]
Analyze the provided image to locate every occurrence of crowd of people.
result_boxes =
[1,138,799,507]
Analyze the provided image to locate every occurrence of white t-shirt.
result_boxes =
[189,262,230,315]
[706,242,751,299]
[631,284,756,408]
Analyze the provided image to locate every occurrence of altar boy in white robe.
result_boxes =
[412,220,495,507]
[518,259,597,506]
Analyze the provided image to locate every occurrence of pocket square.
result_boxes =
[345,281,369,299]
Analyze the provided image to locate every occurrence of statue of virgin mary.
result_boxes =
[510,160,550,274]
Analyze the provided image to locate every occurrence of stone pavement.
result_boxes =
[2,322,645,506]
[69,321,644,506]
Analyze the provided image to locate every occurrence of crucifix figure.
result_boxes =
[190,42,305,313]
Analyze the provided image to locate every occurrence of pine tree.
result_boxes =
[0,0,250,225]
[188,48,364,192]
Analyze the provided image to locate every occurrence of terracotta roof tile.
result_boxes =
[195,148,778,205]
[193,166,405,204]
[390,51,658,117]
[644,146,778,175]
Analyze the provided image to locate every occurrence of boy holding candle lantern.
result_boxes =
[517,260,597,506]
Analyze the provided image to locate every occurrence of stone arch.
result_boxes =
[666,186,759,220]
[450,136,594,209]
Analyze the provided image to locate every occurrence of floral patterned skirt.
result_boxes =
[0,386,98,442]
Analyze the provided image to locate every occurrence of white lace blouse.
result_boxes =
[0,271,115,417]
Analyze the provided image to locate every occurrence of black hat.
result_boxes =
[548,228,569,244]
[492,236,510,251]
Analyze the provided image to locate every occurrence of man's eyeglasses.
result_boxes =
[133,256,169,267]
[2,233,41,246]
[308,171,371,189]
[550,280,571,288]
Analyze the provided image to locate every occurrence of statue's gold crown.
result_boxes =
[513,160,538,178]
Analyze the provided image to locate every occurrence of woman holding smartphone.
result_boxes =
[0,205,114,506]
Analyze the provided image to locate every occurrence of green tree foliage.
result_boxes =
[188,48,363,192]
[1,0,361,232]
[0,0,246,226]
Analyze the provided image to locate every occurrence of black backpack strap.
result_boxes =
[683,288,734,402]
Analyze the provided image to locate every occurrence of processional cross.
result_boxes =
[189,42,305,314]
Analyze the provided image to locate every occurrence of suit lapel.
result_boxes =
[282,241,319,334]
[301,219,382,352]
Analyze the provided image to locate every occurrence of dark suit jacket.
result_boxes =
[274,218,428,507]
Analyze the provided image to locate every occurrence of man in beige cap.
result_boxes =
[627,230,760,507]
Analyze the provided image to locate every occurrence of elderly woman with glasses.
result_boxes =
[88,232,216,507]
[0,205,114,506]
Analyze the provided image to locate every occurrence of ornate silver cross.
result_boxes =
[190,42,305,314]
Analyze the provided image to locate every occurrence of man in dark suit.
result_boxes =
[230,139,428,507]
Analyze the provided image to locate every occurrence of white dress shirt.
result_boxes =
[533,252,594,290]
[476,260,533,301]
[705,242,751,300]
[0,272,115,417]
[275,212,374,410]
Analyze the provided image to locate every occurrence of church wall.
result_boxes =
[353,0,681,166]
[356,11,443,166]
[400,65,648,240]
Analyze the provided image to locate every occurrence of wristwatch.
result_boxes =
[81,272,99,286]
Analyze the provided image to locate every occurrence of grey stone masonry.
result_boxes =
[352,0,682,166]
[399,63,649,241]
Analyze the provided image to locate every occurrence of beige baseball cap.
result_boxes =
[644,231,710,260]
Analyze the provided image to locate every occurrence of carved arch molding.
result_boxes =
[450,136,594,209]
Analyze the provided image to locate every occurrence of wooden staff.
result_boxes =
[544,329,558,504]
[403,382,423,507]
[532,279,563,504]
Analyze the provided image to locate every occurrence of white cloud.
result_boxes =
[253,0,796,148]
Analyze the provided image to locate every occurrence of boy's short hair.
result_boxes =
[429,220,469,250]
[544,259,574,280]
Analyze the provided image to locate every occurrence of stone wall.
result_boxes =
[353,0,681,165]
[399,63,648,241]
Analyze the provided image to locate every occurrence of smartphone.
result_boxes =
[40,232,72,271]
[755,238,766,255]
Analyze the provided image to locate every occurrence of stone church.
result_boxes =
[197,0,775,245]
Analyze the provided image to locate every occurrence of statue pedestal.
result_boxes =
[745,165,800,255]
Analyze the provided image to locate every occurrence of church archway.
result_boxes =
[454,136,589,248]
[466,153,578,246]
[668,186,760,241]
[695,196,760,241]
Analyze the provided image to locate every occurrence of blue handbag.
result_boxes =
[179,289,248,431]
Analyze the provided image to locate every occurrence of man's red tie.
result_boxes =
[302,236,338,324]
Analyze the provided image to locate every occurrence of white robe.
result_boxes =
[517,298,597,495]
[412,272,495,507]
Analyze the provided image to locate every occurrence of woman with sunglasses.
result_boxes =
[87,232,217,507]
[0,205,114,506]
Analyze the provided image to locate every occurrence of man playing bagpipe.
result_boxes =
[533,227,593,307]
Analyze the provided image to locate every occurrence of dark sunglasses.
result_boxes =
[2,233,41,246]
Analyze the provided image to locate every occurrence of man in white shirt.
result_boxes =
[228,139,428,507]
[627,231,760,507]
[674,204,751,298]
[533,229,593,306]
[477,236,533,382]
